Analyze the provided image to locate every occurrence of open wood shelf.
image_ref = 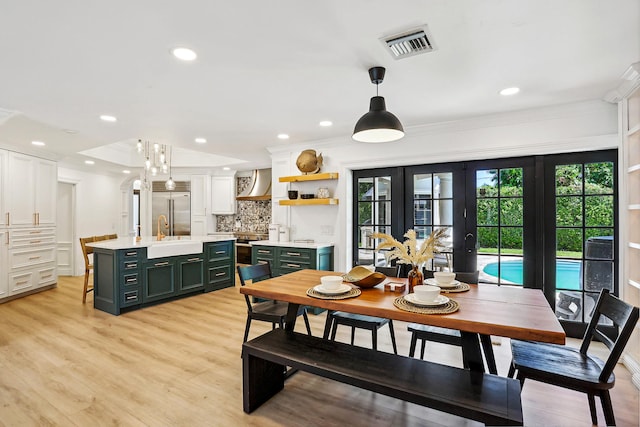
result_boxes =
[279,172,339,183]
[279,198,339,206]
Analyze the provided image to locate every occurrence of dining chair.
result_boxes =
[237,262,312,342]
[407,270,497,374]
[508,288,639,426]
[323,266,398,354]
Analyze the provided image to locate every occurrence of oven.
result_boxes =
[234,232,268,265]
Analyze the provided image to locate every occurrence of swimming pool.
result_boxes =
[482,259,581,290]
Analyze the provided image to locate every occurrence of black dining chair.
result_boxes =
[323,265,398,354]
[237,262,312,342]
[407,270,497,374]
[508,288,639,426]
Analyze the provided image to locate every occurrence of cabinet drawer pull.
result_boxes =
[215,250,226,255]
[286,252,301,256]
[126,277,137,283]
[258,261,267,264]
[41,274,53,279]
[125,263,138,269]
[30,240,42,244]
[215,272,226,277]
[29,230,42,234]
[154,262,170,267]
[124,292,138,301]
[187,257,202,262]
[29,256,41,260]
[5,212,9,225]
[286,263,301,268]
[16,280,29,286]
[125,251,137,256]
[258,250,270,254]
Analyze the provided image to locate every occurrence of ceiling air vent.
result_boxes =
[381,26,435,60]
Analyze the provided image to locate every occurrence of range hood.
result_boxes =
[236,169,272,201]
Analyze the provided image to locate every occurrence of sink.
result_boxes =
[147,240,203,259]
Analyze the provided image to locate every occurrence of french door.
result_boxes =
[353,150,618,336]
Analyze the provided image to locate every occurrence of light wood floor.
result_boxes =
[0,276,638,427]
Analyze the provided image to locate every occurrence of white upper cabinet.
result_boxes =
[6,152,57,227]
[211,176,236,214]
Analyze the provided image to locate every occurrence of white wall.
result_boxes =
[58,167,122,276]
[269,100,620,272]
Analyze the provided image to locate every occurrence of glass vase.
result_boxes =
[407,265,424,293]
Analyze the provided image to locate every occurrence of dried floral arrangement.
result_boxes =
[371,228,449,266]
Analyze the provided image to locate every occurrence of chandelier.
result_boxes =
[137,139,175,191]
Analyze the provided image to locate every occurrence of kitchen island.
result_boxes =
[89,236,235,315]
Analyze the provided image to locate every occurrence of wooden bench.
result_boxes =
[242,329,523,426]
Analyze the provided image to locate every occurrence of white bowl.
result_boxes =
[434,272,456,285]
[413,285,441,303]
[320,275,344,290]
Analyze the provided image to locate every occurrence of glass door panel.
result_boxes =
[548,155,617,333]
[409,172,454,270]
[354,174,395,266]
[475,167,526,285]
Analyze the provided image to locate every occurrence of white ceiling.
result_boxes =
[0,1,638,174]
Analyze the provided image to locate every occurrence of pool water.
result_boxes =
[482,259,581,290]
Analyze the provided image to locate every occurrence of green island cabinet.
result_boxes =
[93,240,235,315]
[251,242,334,314]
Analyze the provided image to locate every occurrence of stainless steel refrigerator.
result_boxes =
[152,181,191,236]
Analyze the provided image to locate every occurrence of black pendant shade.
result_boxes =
[352,67,404,143]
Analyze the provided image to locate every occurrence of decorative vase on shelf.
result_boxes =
[407,265,424,293]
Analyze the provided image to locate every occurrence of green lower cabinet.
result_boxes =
[143,258,176,303]
[205,241,235,291]
[177,255,205,293]
[251,244,334,314]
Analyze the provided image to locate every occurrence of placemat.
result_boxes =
[306,287,361,300]
[439,282,470,293]
[393,296,459,314]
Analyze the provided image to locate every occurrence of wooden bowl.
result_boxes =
[342,266,387,288]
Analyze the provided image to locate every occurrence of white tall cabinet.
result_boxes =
[190,174,210,236]
[1,149,57,301]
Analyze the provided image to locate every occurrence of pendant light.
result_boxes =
[352,66,404,143]
[165,146,176,191]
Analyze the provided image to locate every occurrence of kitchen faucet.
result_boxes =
[157,215,168,241]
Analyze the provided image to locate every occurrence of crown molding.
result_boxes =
[603,62,640,103]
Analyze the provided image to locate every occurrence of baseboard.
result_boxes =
[622,353,640,390]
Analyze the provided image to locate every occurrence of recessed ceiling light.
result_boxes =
[172,47,197,61]
[31,141,45,146]
[63,129,77,134]
[100,115,117,122]
[319,121,333,127]
[122,170,131,174]
[277,134,289,140]
[223,167,231,171]
[499,87,520,96]
[195,137,207,144]
[85,160,95,165]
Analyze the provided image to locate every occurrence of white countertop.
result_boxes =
[250,240,334,249]
[87,235,235,250]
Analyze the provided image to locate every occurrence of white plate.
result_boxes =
[404,293,450,307]
[314,284,351,295]
[424,278,460,288]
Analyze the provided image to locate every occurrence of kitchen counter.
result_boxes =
[88,235,235,250]
[250,240,333,249]
[91,238,235,315]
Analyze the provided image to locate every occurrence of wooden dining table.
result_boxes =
[239,269,565,373]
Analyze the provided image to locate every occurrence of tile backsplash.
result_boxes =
[216,176,271,233]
